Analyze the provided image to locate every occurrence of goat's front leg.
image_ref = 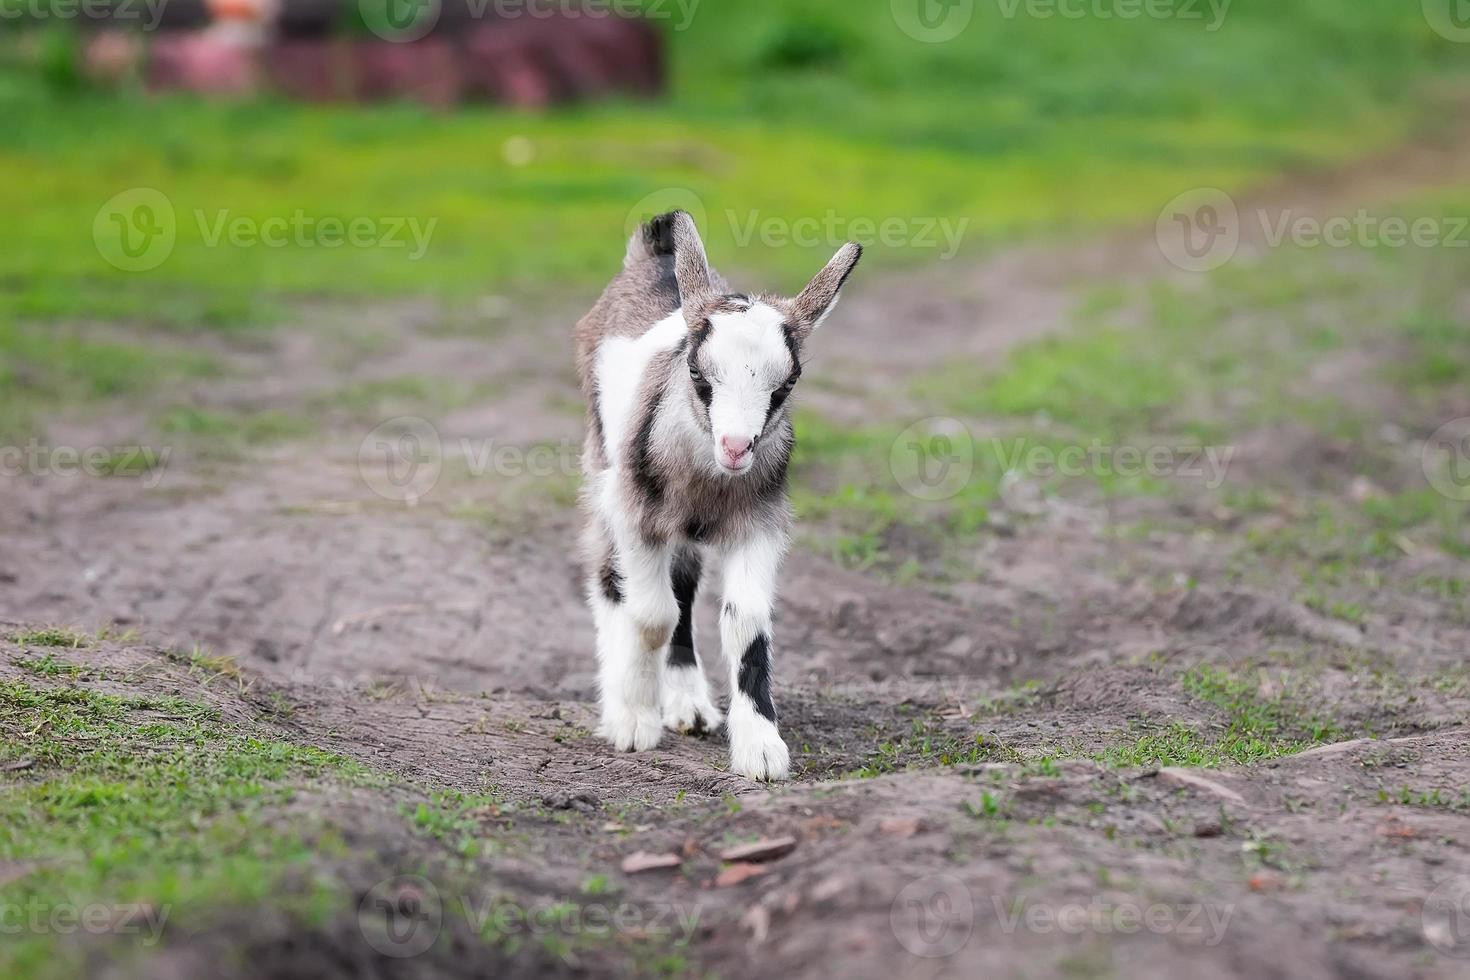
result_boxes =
[596,517,677,753]
[719,531,790,781]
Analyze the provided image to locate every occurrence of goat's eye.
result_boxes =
[690,366,706,383]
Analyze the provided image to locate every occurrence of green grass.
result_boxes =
[156,406,315,451]
[0,321,219,440]
[1183,665,1341,744]
[1376,786,1470,811]
[11,651,87,676]
[408,790,508,858]
[9,626,90,649]
[1096,721,1306,769]
[0,2,1461,332]
[1094,665,1339,768]
[0,679,380,979]
[844,721,1008,778]
[1,5,1463,446]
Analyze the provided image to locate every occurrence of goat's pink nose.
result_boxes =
[720,435,752,461]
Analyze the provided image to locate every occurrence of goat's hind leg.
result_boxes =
[662,546,722,734]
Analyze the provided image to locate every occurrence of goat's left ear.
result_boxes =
[790,243,863,339]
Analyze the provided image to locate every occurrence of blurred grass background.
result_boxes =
[0,1,1464,330]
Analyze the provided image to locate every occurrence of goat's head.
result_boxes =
[667,211,862,475]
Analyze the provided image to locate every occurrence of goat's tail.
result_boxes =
[624,210,684,267]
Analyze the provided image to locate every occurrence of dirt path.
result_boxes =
[4,145,1470,978]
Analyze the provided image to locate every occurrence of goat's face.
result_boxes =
[687,300,799,475]
[661,210,863,476]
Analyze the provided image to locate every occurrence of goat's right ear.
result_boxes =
[670,211,714,328]
[789,242,863,340]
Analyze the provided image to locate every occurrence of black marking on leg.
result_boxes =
[599,558,624,604]
[668,548,701,669]
[738,634,777,722]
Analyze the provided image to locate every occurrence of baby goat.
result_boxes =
[574,211,861,780]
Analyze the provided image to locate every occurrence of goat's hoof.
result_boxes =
[599,708,663,752]
[662,664,721,735]
[728,713,790,781]
[662,692,722,735]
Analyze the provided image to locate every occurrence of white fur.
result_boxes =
[701,302,793,467]
[726,696,789,781]
[587,310,795,777]
[594,310,688,458]
[583,222,859,782]
[662,663,722,733]
[592,593,665,751]
[718,530,788,780]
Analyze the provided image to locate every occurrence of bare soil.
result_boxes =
[4,155,1470,979]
